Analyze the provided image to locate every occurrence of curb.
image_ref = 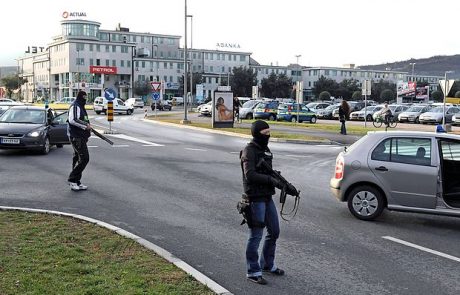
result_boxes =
[0,206,232,295]
[143,118,336,145]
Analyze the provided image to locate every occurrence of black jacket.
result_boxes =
[338,106,348,122]
[67,100,91,139]
[240,141,276,202]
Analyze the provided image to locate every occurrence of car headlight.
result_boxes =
[27,130,42,137]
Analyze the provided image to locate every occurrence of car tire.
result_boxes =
[41,137,50,155]
[310,116,317,124]
[95,111,101,115]
[268,114,276,121]
[290,116,297,123]
[347,185,385,221]
[246,113,253,120]
[366,114,373,121]
[127,109,133,115]
[415,117,420,124]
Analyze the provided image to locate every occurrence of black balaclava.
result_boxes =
[251,120,270,148]
[76,90,87,106]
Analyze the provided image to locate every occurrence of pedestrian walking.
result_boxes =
[67,90,92,191]
[239,120,292,285]
[339,100,350,135]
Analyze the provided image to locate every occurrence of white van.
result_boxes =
[125,97,145,108]
[93,96,134,115]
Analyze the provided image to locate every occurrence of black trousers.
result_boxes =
[68,137,89,184]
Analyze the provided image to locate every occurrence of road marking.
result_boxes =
[285,154,311,158]
[87,145,99,148]
[185,148,207,152]
[382,236,460,263]
[112,144,130,148]
[142,144,161,147]
[107,134,164,146]
[230,152,240,154]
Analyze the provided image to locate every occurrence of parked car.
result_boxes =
[317,104,340,119]
[452,114,460,126]
[0,98,16,103]
[253,101,279,121]
[93,97,134,115]
[239,100,262,120]
[419,106,460,124]
[349,105,383,121]
[125,97,145,108]
[55,97,76,104]
[306,102,331,113]
[398,105,431,123]
[330,131,460,220]
[151,100,172,111]
[0,106,70,154]
[348,101,366,112]
[277,103,317,123]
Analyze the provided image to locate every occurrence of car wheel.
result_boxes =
[56,144,63,148]
[310,116,317,124]
[41,137,50,155]
[290,116,297,123]
[415,117,420,124]
[268,114,276,121]
[127,109,133,115]
[347,185,385,221]
[246,113,253,120]
[366,114,373,121]
[95,111,101,115]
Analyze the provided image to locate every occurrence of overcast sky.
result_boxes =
[2,0,460,68]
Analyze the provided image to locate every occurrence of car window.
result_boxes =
[372,137,431,165]
[0,109,46,124]
[371,139,391,162]
[439,140,460,161]
[53,111,68,124]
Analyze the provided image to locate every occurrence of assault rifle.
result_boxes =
[91,129,114,145]
[257,158,301,221]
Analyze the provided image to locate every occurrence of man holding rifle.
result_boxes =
[67,90,92,191]
[239,120,298,285]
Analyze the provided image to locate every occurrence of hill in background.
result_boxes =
[358,55,460,78]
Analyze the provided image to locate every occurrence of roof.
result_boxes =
[366,130,460,140]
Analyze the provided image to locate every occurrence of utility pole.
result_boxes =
[181,0,190,124]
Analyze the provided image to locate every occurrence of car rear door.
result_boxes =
[368,136,438,208]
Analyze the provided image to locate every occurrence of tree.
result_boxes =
[312,76,338,98]
[371,79,396,103]
[338,79,360,100]
[178,72,203,95]
[431,90,443,102]
[229,66,257,97]
[380,89,395,102]
[261,73,293,98]
[319,91,331,101]
[133,80,151,97]
[1,75,25,98]
[352,90,362,100]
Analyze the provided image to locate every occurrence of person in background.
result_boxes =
[234,96,242,123]
[67,90,92,191]
[338,100,350,135]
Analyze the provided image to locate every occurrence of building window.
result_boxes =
[163,62,167,69]
[105,59,109,66]
[96,44,100,52]
[240,55,246,62]
[76,58,84,65]
[127,60,131,67]
[141,61,145,68]
[112,60,116,67]
[105,45,110,52]
[141,36,144,43]
[89,58,94,66]
[170,62,173,69]
[76,43,85,51]
[89,44,93,51]
[96,59,100,66]
[112,45,117,53]
[121,60,124,67]
[210,66,214,72]
[153,37,158,44]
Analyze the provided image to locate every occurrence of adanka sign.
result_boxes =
[216,43,241,49]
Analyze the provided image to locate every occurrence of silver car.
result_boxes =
[239,100,262,120]
[419,106,460,124]
[398,105,431,123]
[330,131,460,220]
[350,106,383,121]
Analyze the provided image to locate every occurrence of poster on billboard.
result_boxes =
[196,84,204,103]
[212,91,234,128]
[416,86,429,100]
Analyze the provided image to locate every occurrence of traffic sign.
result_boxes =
[439,79,455,96]
[152,92,160,101]
[150,81,161,92]
[104,88,116,101]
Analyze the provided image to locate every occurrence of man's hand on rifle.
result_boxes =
[270,176,284,190]
[86,124,92,131]
[286,183,298,196]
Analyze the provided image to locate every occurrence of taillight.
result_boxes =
[335,155,344,180]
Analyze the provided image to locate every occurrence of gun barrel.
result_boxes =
[92,129,114,145]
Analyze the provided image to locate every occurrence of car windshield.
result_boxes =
[430,107,443,113]
[306,103,318,108]
[407,106,424,112]
[242,100,258,108]
[325,104,339,111]
[362,106,376,112]
[0,109,45,124]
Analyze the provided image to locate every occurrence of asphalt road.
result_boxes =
[1,112,460,295]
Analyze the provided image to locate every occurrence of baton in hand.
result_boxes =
[91,129,114,145]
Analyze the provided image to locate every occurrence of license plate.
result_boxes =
[1,138,20,144]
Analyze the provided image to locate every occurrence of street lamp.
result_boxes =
[181,0,190,124]
[187,14,193,111]
[153,44,159,81]
[443,70,454,128]
[76,49,80,92]
[409,62,416,81]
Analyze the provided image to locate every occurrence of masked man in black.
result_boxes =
[67,90,92,191]
[240,120,291,285]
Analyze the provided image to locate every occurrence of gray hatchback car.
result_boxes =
[330,131,460,220]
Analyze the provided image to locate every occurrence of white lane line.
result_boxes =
[185,148,207,152]
[112,144,130,148]
[382,236,460,263]
[142,144,161,147]
[87,145,99,148]
[230,152,240,154]
[107,134,164,146]
[285,154,311,158]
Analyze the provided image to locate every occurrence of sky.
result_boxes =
[2,0,460,68]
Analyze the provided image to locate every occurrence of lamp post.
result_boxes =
[181,0,190,124]
[77,49,80,92]
[187,14,193,111]
[443,70,454,128]
[295,54,301,122]
[409,62,416,80]
[153,44,159,82]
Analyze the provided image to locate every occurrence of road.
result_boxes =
[1,112,460,295]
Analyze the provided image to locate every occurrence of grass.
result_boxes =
[0,211,213,295]
[149,117,330,142]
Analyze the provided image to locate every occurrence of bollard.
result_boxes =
[144,108,148,118]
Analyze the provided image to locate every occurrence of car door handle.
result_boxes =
[375,166,388,171]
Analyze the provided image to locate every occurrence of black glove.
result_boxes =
[270,176,284,189]
[286,183,298,196]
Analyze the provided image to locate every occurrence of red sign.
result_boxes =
[89,66,117,75]
[150,81,161,92]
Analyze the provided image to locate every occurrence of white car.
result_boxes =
[125,97,144,108]
[93,97,134,115]
[240,100,262,120]
[398,105,431,123]
[419,107,460,124]
[199,101,212,116]
[350,106,383,121]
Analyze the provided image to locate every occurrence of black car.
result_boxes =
[151,101,172,111]
[0,106,70,154]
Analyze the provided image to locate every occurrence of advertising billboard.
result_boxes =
[397,81,416,96]
[212,91,234,128]
[415,86,429,100]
